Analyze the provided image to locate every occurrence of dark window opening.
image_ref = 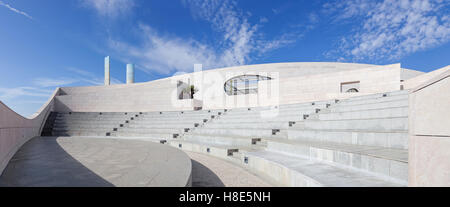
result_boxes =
[346,88,359,93]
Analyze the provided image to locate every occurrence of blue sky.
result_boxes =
[1,0,449,117]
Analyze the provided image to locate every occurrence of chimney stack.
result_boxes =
[126,64,134,84]
[104,56,110,86]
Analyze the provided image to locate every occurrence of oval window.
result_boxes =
[224,75,272,95]
[346,88,359,93]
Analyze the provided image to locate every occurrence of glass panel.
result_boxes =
[224,75,272,96]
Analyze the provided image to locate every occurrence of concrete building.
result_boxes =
[0,62,449,187]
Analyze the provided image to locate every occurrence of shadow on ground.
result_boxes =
[190,159,225,187]
[0,137,114,187]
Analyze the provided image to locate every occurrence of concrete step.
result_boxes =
[126,123,199,129]
[264,139,408,184]
[188,128,287,139]
[169,139,265,165]
[52,123,119,128]
[228,100,333,112]
[292,117,408,131]
[56,113,137,118]
[53,119,127,125]
[183,134,263,147]
[126,119,209,125]
[223,109,316,118]
[329,99,409,113]
[287,129,408,149]
[52,122,121,127]
[52,128,110,133]
[344,90,409,101]
[143,110,224,115]
[337,94,408,106]
[309,107,408,121]
[279,100,337,108]
[139,113,214,118]
[101,136,171,144]
[226,105,326,115]
[109,132,178,139]
[204,122,290,130]
[127,120,204,125]
[214,115,307,123]
[243,150,404,187]
[52,126,116,131]
[255,139,268,147]
[228,151,244,165]
[52,129,110,136]
[135,116,213,121]
[116,128,185,134]
[169,140,240,162]
[57,112,138,116]
[55,116,132,121]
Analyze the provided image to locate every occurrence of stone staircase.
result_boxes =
[42,112,138,136]
[172,90,410,186]
[109,110,225,141]
[173,99,334,157]
[42,110,225,141]
[42,89,410,186]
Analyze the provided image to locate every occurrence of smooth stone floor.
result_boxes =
[187,152,272,187]
[0,136,192,187]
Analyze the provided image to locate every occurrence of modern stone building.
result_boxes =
[0,62,449,186]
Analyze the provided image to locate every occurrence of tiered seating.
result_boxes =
[173,90,409,186]
[45,110,224,140]
[110,110,224,142]
[252,90,409,186]
[47,112,138,136]
[44,90,410,186]
[171,100,335,163]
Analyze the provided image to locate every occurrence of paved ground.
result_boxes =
[0,137,191,187]
[187,152,272,187]
[0,136,271,187]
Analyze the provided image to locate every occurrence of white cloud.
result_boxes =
[259,17,269,23]
[107,0,298,75]
[256,33,297,54]
[67,67,122,85]
[32,77,78,88]
[0,0,33,20]
[325,0,450,61]
[0,87,53,100]
[183,0,259,66]
[308,13,319,24]
[272,8,280,15]
[0,87,54,117]
[81,0,134,18]
[184,0,304,62]
[30,68,122,89]
[0,68,122,103]
[108,24,218,74]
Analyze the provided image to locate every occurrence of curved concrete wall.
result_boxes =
[0,88,60,175]
[55,78,201,112]
[53,62,407,112]
[225,63,403,108]
[403,66,449,90]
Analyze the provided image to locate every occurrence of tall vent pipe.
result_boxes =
[126,64,134,84]
[104,56,110,86]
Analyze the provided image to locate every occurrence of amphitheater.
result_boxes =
[0,62,449,187]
